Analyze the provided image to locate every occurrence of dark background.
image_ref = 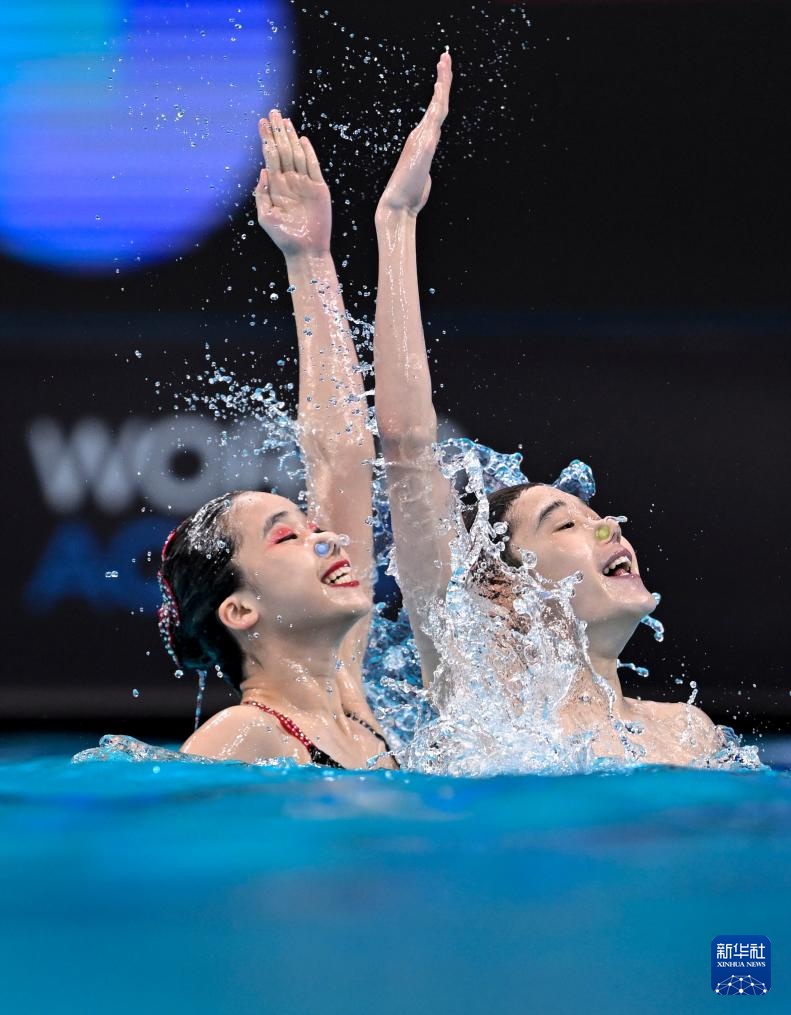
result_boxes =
[2,0,789,740]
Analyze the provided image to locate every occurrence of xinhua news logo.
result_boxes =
[711,936,771,995]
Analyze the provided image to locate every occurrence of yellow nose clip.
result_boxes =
[595,524,611,541]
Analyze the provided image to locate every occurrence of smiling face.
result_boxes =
[504,486,657,629]
[226,491,371,637]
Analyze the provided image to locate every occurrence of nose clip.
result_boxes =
[313,540,332,558]
[594,524,611,542]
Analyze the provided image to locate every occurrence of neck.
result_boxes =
[239,624,348,719]
[561,624,633,719]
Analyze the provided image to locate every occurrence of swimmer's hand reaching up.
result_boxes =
[376,51,452,222]
[255,111,331,257]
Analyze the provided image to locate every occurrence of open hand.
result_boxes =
[376,52,452,220]
[255,111,331,257]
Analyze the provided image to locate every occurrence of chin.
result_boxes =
[326,586,372,619]
[610,582,657,619]
[579,575,656,624]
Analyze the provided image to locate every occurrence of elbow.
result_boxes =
[378,417,438,463]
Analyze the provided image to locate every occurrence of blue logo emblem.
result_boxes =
[711,936,771,994]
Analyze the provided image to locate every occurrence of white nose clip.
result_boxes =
[314,540,332,558]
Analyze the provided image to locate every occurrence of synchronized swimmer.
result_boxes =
[158,114,395,770]
[373,53,722,766]
[156,54,723,769]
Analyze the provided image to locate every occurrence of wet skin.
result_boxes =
[505,486,657,630]
[226,490,371,637]
[180,492,398,770]
[504,486,720,764]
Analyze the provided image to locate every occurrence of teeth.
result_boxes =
[603,556,631,575]
[324,567,351,585]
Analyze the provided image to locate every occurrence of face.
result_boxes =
[506,487,657,628]
[227,492,371,634]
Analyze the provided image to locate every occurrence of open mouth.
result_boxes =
[601,552,635,578]
[320,559,360,588]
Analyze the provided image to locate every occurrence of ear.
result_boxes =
[217,591,260,633]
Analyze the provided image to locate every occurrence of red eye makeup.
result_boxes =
[271,526,298,544]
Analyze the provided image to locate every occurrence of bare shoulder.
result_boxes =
[684,702,721,742]
[630,698,722,753]
[180,704,309,764]
[656,700,722,751]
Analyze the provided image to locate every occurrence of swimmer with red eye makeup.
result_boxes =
[159,112,396,769]
[373,53,723,767]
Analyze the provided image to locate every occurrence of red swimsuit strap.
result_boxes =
[244,700,318,753]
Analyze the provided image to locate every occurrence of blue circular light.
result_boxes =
[0,1,294,273]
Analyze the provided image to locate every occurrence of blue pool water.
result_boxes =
[1,734,789,1015]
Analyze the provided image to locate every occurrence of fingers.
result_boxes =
[282,117,307,175]
[269,109,295,172]
[254,168,273,211]
[402,51,452,163]
[259,117,281,176]
[299,135,325,183]
[425,52,452,128]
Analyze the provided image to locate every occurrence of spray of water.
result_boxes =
[150,355,763,772]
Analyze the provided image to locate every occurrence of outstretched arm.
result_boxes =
[374,53,453,685]
[255,114,375,672]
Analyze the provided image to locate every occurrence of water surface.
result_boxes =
[1,734,789,1015]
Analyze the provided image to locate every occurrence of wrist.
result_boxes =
[284,248,333,269]
[284,249,336,283]
[375,205,418,234]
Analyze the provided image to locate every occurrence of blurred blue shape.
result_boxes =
[0,1,293,273]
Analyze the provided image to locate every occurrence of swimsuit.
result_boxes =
[244,700,394,769]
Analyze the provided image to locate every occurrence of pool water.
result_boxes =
[1,734,789,1015]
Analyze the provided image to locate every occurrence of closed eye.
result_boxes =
[556,521,574,531]
[274,531,298,544]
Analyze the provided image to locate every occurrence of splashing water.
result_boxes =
[159,362,758,773]
[618,660,650,679]
[194,669,207,731]
[395,440,627,774]
[368,438,759,774]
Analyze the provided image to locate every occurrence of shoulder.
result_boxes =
[654,700,722,752]
[180,704,310,764]
[683,703,721,747]
[631,698,722,750]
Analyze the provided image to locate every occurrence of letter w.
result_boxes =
[27,417,146,513]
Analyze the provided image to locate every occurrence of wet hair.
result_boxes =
[157,491,246,692]
[463,482,547,567]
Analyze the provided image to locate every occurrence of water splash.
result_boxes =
[395,440,615,774]
[618,660,649,679]
[641,614,665,643]
[194,669,207,731]
[160,361,757,773]
[375,439,759,774]
[72,734,295,767]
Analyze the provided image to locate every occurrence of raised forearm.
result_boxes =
[374,206,452,685]
[285,250,373,468]
[374,210,438,455]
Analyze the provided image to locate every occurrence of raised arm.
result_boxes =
[374,54,453,685]
[255,114,375,670]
